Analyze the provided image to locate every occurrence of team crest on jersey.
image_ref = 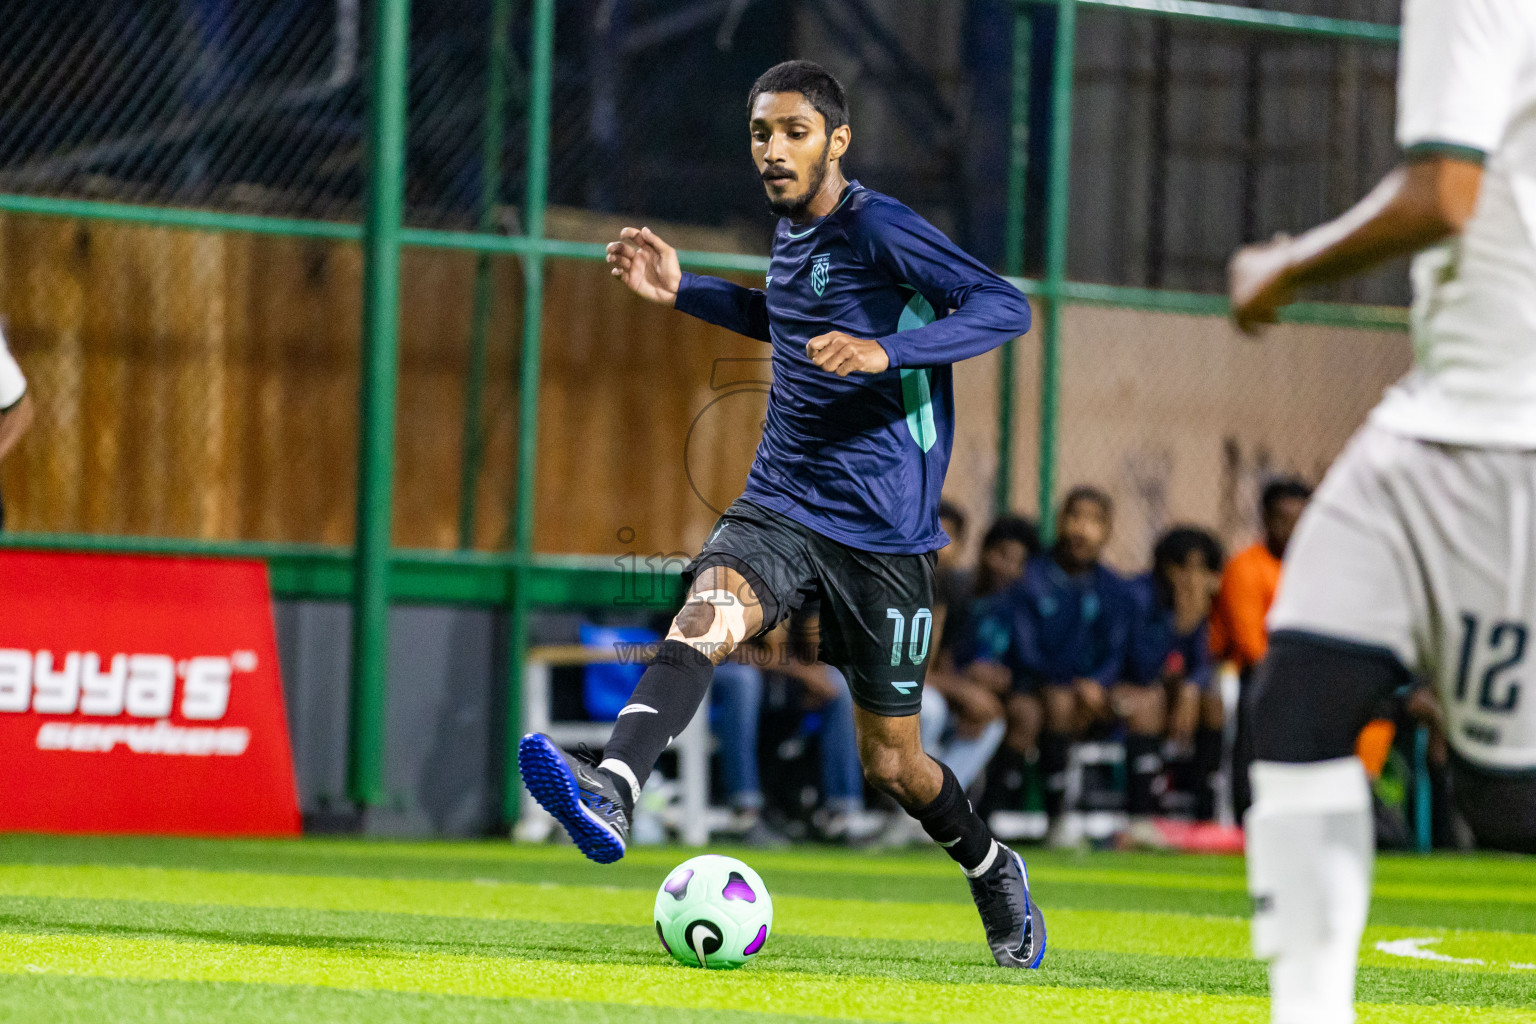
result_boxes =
[810,253,831,296]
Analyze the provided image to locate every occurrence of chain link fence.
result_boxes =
[0,1,367,218]
[1019,310,1407,573]
[1069,1,1404,303]
[0,0,1412,570]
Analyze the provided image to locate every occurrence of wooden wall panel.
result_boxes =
[0,211,1412,570]
[1014,307,1411,572]
[0,212,771,555]
[531,259,767,558]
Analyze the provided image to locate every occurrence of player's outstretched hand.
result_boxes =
[606,226,681,307]
[1228,234,1296,335]
[806,331,890,376]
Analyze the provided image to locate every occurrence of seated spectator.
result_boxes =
[1210,477,1311,817]
[880,506,1036,846]
[711,621,864,846]
[938,514,1043,815]
[923,508,1018,788]
[1127,527,1225,821]
[961,487,1147,844]
[971,515,1041,602]
[941,513,1041,770]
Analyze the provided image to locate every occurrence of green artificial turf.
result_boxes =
[0,835,1530,1023]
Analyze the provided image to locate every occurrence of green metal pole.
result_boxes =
[998,6,1032,516]
[1413,724,1433,853]
[348,0,412,808]
[1038,0,1076,542]
[458,0,514,549]
[503,0,555,827]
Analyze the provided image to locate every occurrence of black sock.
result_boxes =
[1040,731,1070,819]
[1231,674,1254,819]
[910,761,997,872]
[983,746,1026,815]
[1126,733,1163,817]
[599,639,713,807]
[1193,726,1223,821]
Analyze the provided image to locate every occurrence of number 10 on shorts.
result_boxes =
[886,608,932,667]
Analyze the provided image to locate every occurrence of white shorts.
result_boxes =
[1270,423,1536,771]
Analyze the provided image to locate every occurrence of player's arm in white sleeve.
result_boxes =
[0,330,32,464]
[1228,0,1526,333]
[1233,4,1532,1024]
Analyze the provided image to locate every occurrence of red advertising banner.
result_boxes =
[0,550,301,836]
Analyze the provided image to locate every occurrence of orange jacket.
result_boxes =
[1210,542,1282,670]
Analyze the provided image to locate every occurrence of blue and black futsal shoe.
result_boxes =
[517,733,631,864]
[968,844,1047,968]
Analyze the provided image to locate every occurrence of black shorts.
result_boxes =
[1449,753,1536,855]
[683,499,937,717]
[1252,632,1536,853]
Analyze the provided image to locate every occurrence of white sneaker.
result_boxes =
[875,812,925,848]
[1117,816,1172,851]
[1045,814,1086,851]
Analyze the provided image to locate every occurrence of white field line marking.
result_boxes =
[1374,936,1536,971]
[1375,937,1486,965]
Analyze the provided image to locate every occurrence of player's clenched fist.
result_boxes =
[1227,233,1295,335]
[805,331,890,376]
[606,226,682,307]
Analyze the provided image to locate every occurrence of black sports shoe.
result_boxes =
[968,844,1047,968]
[518,734,631,863]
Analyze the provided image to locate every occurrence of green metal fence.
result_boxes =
[0,0,1404,825]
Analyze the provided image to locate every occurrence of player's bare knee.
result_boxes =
[673,600,716,639]
[860,744,910,796]
[1119,684,1166,734]
[1043,688,1076,732]
[1200,691,1226,730]
[969,692,1005,727]
[1004,694,1041,751]
[666,590,752,664]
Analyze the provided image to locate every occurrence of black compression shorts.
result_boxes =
[683,499,936,717]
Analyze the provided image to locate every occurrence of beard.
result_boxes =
[764,140,831,219]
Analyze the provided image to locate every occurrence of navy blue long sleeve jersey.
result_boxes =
[674,181,1031,553]
[1124,573,1215,688]
[958,554,1133,689]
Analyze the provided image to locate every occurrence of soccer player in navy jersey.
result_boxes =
[518,60,1043,967]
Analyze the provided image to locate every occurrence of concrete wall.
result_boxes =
[274,601,508,836]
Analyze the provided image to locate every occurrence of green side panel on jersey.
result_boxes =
[896,291,938,452]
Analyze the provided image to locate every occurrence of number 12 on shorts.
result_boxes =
[1454,612,1525,714]
[886,608,932,667]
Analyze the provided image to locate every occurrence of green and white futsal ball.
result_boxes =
[654,854,773,969]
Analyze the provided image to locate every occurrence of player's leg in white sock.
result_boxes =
[1244,633,1409,1024]
[1247,757,1372,1024]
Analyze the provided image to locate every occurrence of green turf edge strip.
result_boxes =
[0,973,854,1024]
[0,865,1233,958]
[10,836,1535,889]
[6,837,1529,905]
[1,932,1528,1024]
[4,895,1533,1008]
[0,864,1248,953]
[2,864,1533,970]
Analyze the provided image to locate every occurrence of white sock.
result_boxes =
[961,839,1000,878]
[597,758,640,805]
[1247,758,1373,1024]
